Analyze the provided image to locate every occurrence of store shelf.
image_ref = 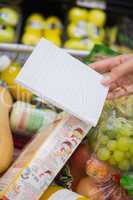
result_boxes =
[0,43,89,57]
[76,0,106,9]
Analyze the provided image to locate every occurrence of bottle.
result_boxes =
[40,186,89,200]
[10,101,57,136]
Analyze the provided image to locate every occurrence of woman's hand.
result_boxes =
[90,54,133,99]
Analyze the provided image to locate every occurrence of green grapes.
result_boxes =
[89,110,133,171]
[113,151,124,162]
[107,140,117,151]
[129,145,133,155]
[99,135,109,145]
[117,137,130,152]
[109,157,116,166]
[118,160,130,171]
[97,148,110,161]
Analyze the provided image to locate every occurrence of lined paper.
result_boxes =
[16,38,108,126]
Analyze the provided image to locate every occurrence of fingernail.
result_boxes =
[101,75,111,85]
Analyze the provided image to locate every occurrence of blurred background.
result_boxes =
[0,0,132,53]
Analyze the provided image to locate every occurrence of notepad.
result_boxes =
[16,38,108,126]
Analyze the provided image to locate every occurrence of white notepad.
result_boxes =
[16,38,108,126]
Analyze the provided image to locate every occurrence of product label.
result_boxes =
[1,114,91,200]
[49,189,82,200]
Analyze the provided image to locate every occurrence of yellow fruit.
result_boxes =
[44,31,61,47]
[67,21,88,39]
[22,32,41,46]
[1,62,20,85]
[1,62,32,102]
[40,186,62,200]
[0,86,14,173]
[26,13,44,24]
[87,23,105,42]
[45,16,63,35]
[40,186,88,200]
[11,84,32,102]
[88,9,106,28]
[68,7,88,22]
[24,27,43,35]
[25,13,45,32]
[64,38,94,51]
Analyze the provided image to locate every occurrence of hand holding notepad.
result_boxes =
[16,38,108,127]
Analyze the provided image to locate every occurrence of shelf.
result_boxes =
[0,43,89,57]
[76,0,106,9]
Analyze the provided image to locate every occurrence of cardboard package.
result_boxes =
[0,113,90,200]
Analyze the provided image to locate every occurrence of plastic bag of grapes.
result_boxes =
[89,98,133,172]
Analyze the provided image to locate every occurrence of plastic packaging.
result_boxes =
[10,101,57,135]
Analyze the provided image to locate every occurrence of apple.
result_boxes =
[0,7,19,26]
[0,25,15,43]
[88,9,106,28]
[68,7,88,23]
[45,16,63,35]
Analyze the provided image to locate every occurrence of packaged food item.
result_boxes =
[0,86,14,174]
[40,185,88,200]
[89,112,133,171]
[10,101,57,135]
[0,113,90,200]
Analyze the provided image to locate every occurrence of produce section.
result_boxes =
[0,0,132,199]
[0,44,132,199]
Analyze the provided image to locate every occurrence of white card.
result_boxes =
[16,38,108,126]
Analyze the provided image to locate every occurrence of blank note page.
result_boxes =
[16,38,108,126]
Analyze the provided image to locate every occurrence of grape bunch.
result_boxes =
[91,116,133,171]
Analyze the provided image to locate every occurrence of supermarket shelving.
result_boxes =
[76,0,106,9]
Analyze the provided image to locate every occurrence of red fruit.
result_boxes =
[69,143,90,190]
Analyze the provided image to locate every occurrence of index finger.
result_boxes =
[90,54,132,73]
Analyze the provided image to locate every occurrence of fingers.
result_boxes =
[90,54,133,73]
[102,57,133,86]
[107,88,127,99]
[107,83,133,99]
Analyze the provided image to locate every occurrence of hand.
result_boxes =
[90,54,133,99]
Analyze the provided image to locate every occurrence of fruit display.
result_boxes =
[0,44,132,199]
[0,61,32,101]
[0,7,20,43]
[64,7,107,51]
[22,13,63,47]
